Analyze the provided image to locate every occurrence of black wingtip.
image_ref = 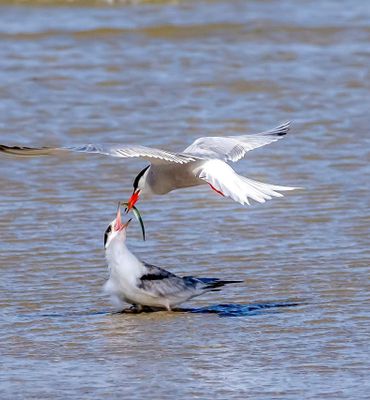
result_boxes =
[0,144,25,155]
[273,121,291,136]
[205,279,243,290]
[0,144,52,157]
[0,144,13,152]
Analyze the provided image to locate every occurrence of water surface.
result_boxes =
[0,1,369,398]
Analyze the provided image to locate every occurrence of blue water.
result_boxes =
[0,0,369,399]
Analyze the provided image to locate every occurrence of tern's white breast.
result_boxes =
[104,241,145,301]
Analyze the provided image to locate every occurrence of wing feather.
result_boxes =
[0,143,198,165]
[195,159,298,206]
[138,263,191,297]
[184,121,291,162]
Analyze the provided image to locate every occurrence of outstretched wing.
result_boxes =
[183,121,290,162]
[0,144,198,165]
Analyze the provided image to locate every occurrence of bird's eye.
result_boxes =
[104,225,112,247]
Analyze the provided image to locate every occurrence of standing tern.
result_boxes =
[0,121,297,210]
[104,206,242,312]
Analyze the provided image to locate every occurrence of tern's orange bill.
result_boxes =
[126,190,140,212]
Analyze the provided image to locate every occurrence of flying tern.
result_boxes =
[0,121,297,210]
[103,206,241,312]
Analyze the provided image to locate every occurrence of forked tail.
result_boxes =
[197,159,300,206]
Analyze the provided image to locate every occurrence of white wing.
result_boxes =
[194,159,298,206]
[0,143,198,165]
[184,121,290,162]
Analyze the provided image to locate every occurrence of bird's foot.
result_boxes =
[120,304,143,314]
[120,304,172,313]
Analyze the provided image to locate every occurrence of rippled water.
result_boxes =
[1,0,369,398]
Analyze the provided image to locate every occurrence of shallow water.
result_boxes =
[0,0,369,398]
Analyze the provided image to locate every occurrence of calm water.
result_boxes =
[1,0,369,398]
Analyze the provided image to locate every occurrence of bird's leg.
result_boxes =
[208,183,224,197]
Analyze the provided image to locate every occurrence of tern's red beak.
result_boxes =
[126,190,140,212]
[114,206,131,231]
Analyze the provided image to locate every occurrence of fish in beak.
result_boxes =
[120,201,146,241]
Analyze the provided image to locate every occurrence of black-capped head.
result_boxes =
[126,165,150,212]
[133,165,150,192]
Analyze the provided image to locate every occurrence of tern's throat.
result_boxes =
[105,238,141,273]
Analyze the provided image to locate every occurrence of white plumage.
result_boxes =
[0,121,298,208]
[103,207,241,312]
